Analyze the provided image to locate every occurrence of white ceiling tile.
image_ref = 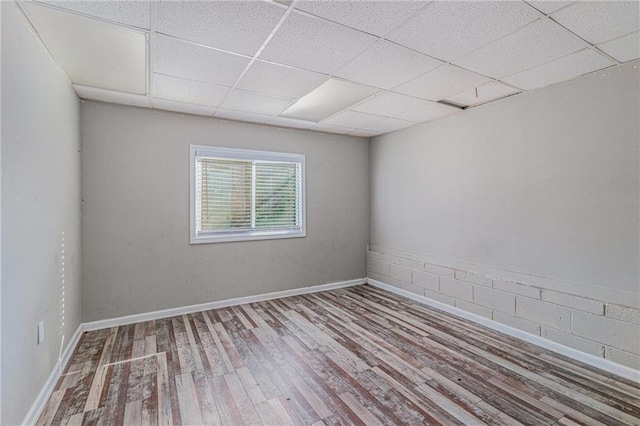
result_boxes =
[397,102,460,123]
[221,89,293,116]
[295,0,427,37]
[152,74,229,107]
[36,0,151,29]
[551,1,640,44]
[322,110,384,129]
[334,40,442,89]
[453,19,588,78]
[214,108,271,124]
[152,98,216,116]
[236,61,327,99]
[349,129,382,137]
[445,81,521,107]
[598,32,640,63]
[73,84,151,108]
[525,1,573,15]
[394,64,491,101]
[363,117,414,133]
[24,3,146,94]
[310,123,355,135]
[502,49,615,90]
[281,78,379,122]
[352,92,428,117]
[154,35,250,87]
[156,1,285,56]
[264,116,316,130]
[259,11,378,74]
[388,1,539,61]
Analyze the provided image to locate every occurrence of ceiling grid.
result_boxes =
[18,0,640,137]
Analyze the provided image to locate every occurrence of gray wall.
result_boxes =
[1,2,82,424]
[370,60,639,307]
[81,102,369,321]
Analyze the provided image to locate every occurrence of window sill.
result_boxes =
[190,230,306,244]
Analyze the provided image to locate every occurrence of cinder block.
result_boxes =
[493,311,540,336]
[423,262,455,278]
[399,257,425,271]
[367,272,387,283]
[390,264,413,284]
[454,270,492,287]
[605,346,640,370]
[541,327,604,357]
[400,282,424,297]
[605,304,640,325]
[572,311,640,354]
[493,279,541,299]
[439,277,473,302]
[516,297,571,332]
[368,259,390,276]
[380,253,400,264]
[473,286,516,315]
[454,299,492,319]
[367,251,381,261]
[413,271,439,292]
[541,290,604,315]
[424,289,454,306]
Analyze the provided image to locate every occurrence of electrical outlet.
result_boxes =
[37,321,45,344]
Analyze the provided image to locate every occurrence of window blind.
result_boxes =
[192,146,305,243]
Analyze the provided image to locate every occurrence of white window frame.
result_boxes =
[190,145,306,244]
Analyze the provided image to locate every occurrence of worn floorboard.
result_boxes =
[38,284,640,425]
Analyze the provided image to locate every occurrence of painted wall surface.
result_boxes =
[81,102,369,321]
[370,60,640,306]
[1,3,82,424]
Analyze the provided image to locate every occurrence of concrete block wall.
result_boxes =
[367,248,640,371]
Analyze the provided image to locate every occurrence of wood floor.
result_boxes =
[38,284,640,425]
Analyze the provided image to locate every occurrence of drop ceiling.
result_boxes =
[19,0,640,137]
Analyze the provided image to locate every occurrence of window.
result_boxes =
[190,145,305,243]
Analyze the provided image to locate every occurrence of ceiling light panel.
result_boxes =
[453,19,588,78]
[214,109,271,125]
[322,110,384,129]
[397,102,459,123]
[353,92,428,117]
[364,117,414,133]
[264,116,316,130]
[236,61,327,99]
[445,82,521,107]
[259,11,378,74]
[335,40,442,89]
[153,98,216,116]
[155,1,286,56]
[281,78,379,122]
[310,123,355,135]
[388,1,539,62]
[36,0,151,29]
[152,74,229,107]
[394,64,491,101]
[525,1,573,15]
[24,3,146,94]
[502,49,615,91]
[294,0,427,37]
[154,35,250,87]
[551,1,640,45]
[221,89,293,116]
[597,32,640,63]
[73,84,151,108]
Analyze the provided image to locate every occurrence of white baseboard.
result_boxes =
[366,278,640,382]
[83,278,365,331]
[22,325,84,426]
